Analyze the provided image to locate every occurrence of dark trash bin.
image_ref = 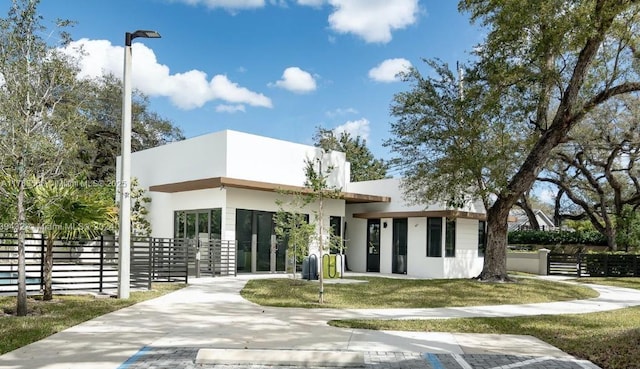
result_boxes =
[301,256,318,280]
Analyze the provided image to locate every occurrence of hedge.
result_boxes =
[508,230,607,246]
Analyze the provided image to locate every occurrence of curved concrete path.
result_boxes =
[1,274,639,369]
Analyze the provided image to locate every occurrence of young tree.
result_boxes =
[0,0,89,315]
[273,153,342,302]
[304,154,343,303]
[314,128,388,182]
[274,197,315,279]
[388,1,640,281]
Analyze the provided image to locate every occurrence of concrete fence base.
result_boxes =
[507,249,550,275]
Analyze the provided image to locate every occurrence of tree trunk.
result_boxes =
[16,171,27,316]
[605,226,617,252]
[478,202,512,281]
[553,188,564,227]
[43,237,54,301]
[518,194,540,230]
[317,195,324,304]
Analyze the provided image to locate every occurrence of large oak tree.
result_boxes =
[388,0,640,280]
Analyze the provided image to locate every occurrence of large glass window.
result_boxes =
[174,209,222,240]
[235,209,253,272]
[445,218,456,257]
[427,217,442,257]
[478,220,487,257]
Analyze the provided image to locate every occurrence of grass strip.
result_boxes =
[329,309,640,369]
[329,278,640,369]
[240,276,598,308]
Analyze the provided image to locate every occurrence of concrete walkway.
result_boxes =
[1,274,639,369]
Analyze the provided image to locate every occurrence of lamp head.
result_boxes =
[125,30,161,46]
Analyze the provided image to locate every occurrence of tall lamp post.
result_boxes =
[118,30,161,299]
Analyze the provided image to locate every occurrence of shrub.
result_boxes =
[508,230,607,246]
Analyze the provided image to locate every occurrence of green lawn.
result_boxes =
[0,283,184,355]
[240,276,598,308]
[329,278,640,369]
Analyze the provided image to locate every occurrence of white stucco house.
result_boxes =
[124,129,487,279]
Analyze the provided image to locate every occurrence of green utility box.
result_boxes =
[322,254,341,279]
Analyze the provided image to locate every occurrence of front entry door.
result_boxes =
[366,219,380,272]
[237,210,285,273]
[392,219,408,274]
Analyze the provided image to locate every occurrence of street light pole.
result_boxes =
[118,30,161,299]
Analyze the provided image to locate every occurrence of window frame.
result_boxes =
[426,217,443,257]
[445,217,456,257]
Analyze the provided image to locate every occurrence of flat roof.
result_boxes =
[148,176,390,204]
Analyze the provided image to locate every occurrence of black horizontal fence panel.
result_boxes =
[195,239,237,277]
[1,234,233,295]
[148,238,188,284]
[549,253,640,277]
[547,254,580,276]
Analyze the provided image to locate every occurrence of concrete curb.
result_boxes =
[196,348,365,367]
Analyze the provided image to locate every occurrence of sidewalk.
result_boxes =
[2,274,638,369]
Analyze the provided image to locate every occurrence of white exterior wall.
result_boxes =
[405,218,444,278]
[345,217,367,272]
[442,218,484,278]
[145,189,227,238]
[225,131,348,188]
[344,178,484,279]
[128,131,228,187]
[379,218,393,274]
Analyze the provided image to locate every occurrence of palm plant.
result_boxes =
[31,181,116,300]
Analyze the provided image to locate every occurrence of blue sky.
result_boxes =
[31,0,483,163]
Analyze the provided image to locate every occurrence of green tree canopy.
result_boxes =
[0,0,90,315]
[388,0,640,280]
[79,74,184,182]
[313,128,388,182]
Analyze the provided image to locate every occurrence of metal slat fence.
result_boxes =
[548,253,640,277]
[197,239,237,277]
[0,235,119,294]
[0,235,237,295]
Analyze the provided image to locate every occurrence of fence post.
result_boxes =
[577,254,582,278]
[195,239,201,279]
[147,237,153,290]
[185,239,189,284]
[39,236,45,291]
[99,235,104,293]
[538,248,550,275]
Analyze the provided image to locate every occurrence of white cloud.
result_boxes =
[271,67,317,93]
[297,0,325,6]
[175,0,265,10]
[368,58,412,83]
[327,0,419,43]
[334,118,370,141]
[537,188,556,204]
[325,107,358,118]
[216,104,246,113]
[174,0,417,43]
[61,39,272,110]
